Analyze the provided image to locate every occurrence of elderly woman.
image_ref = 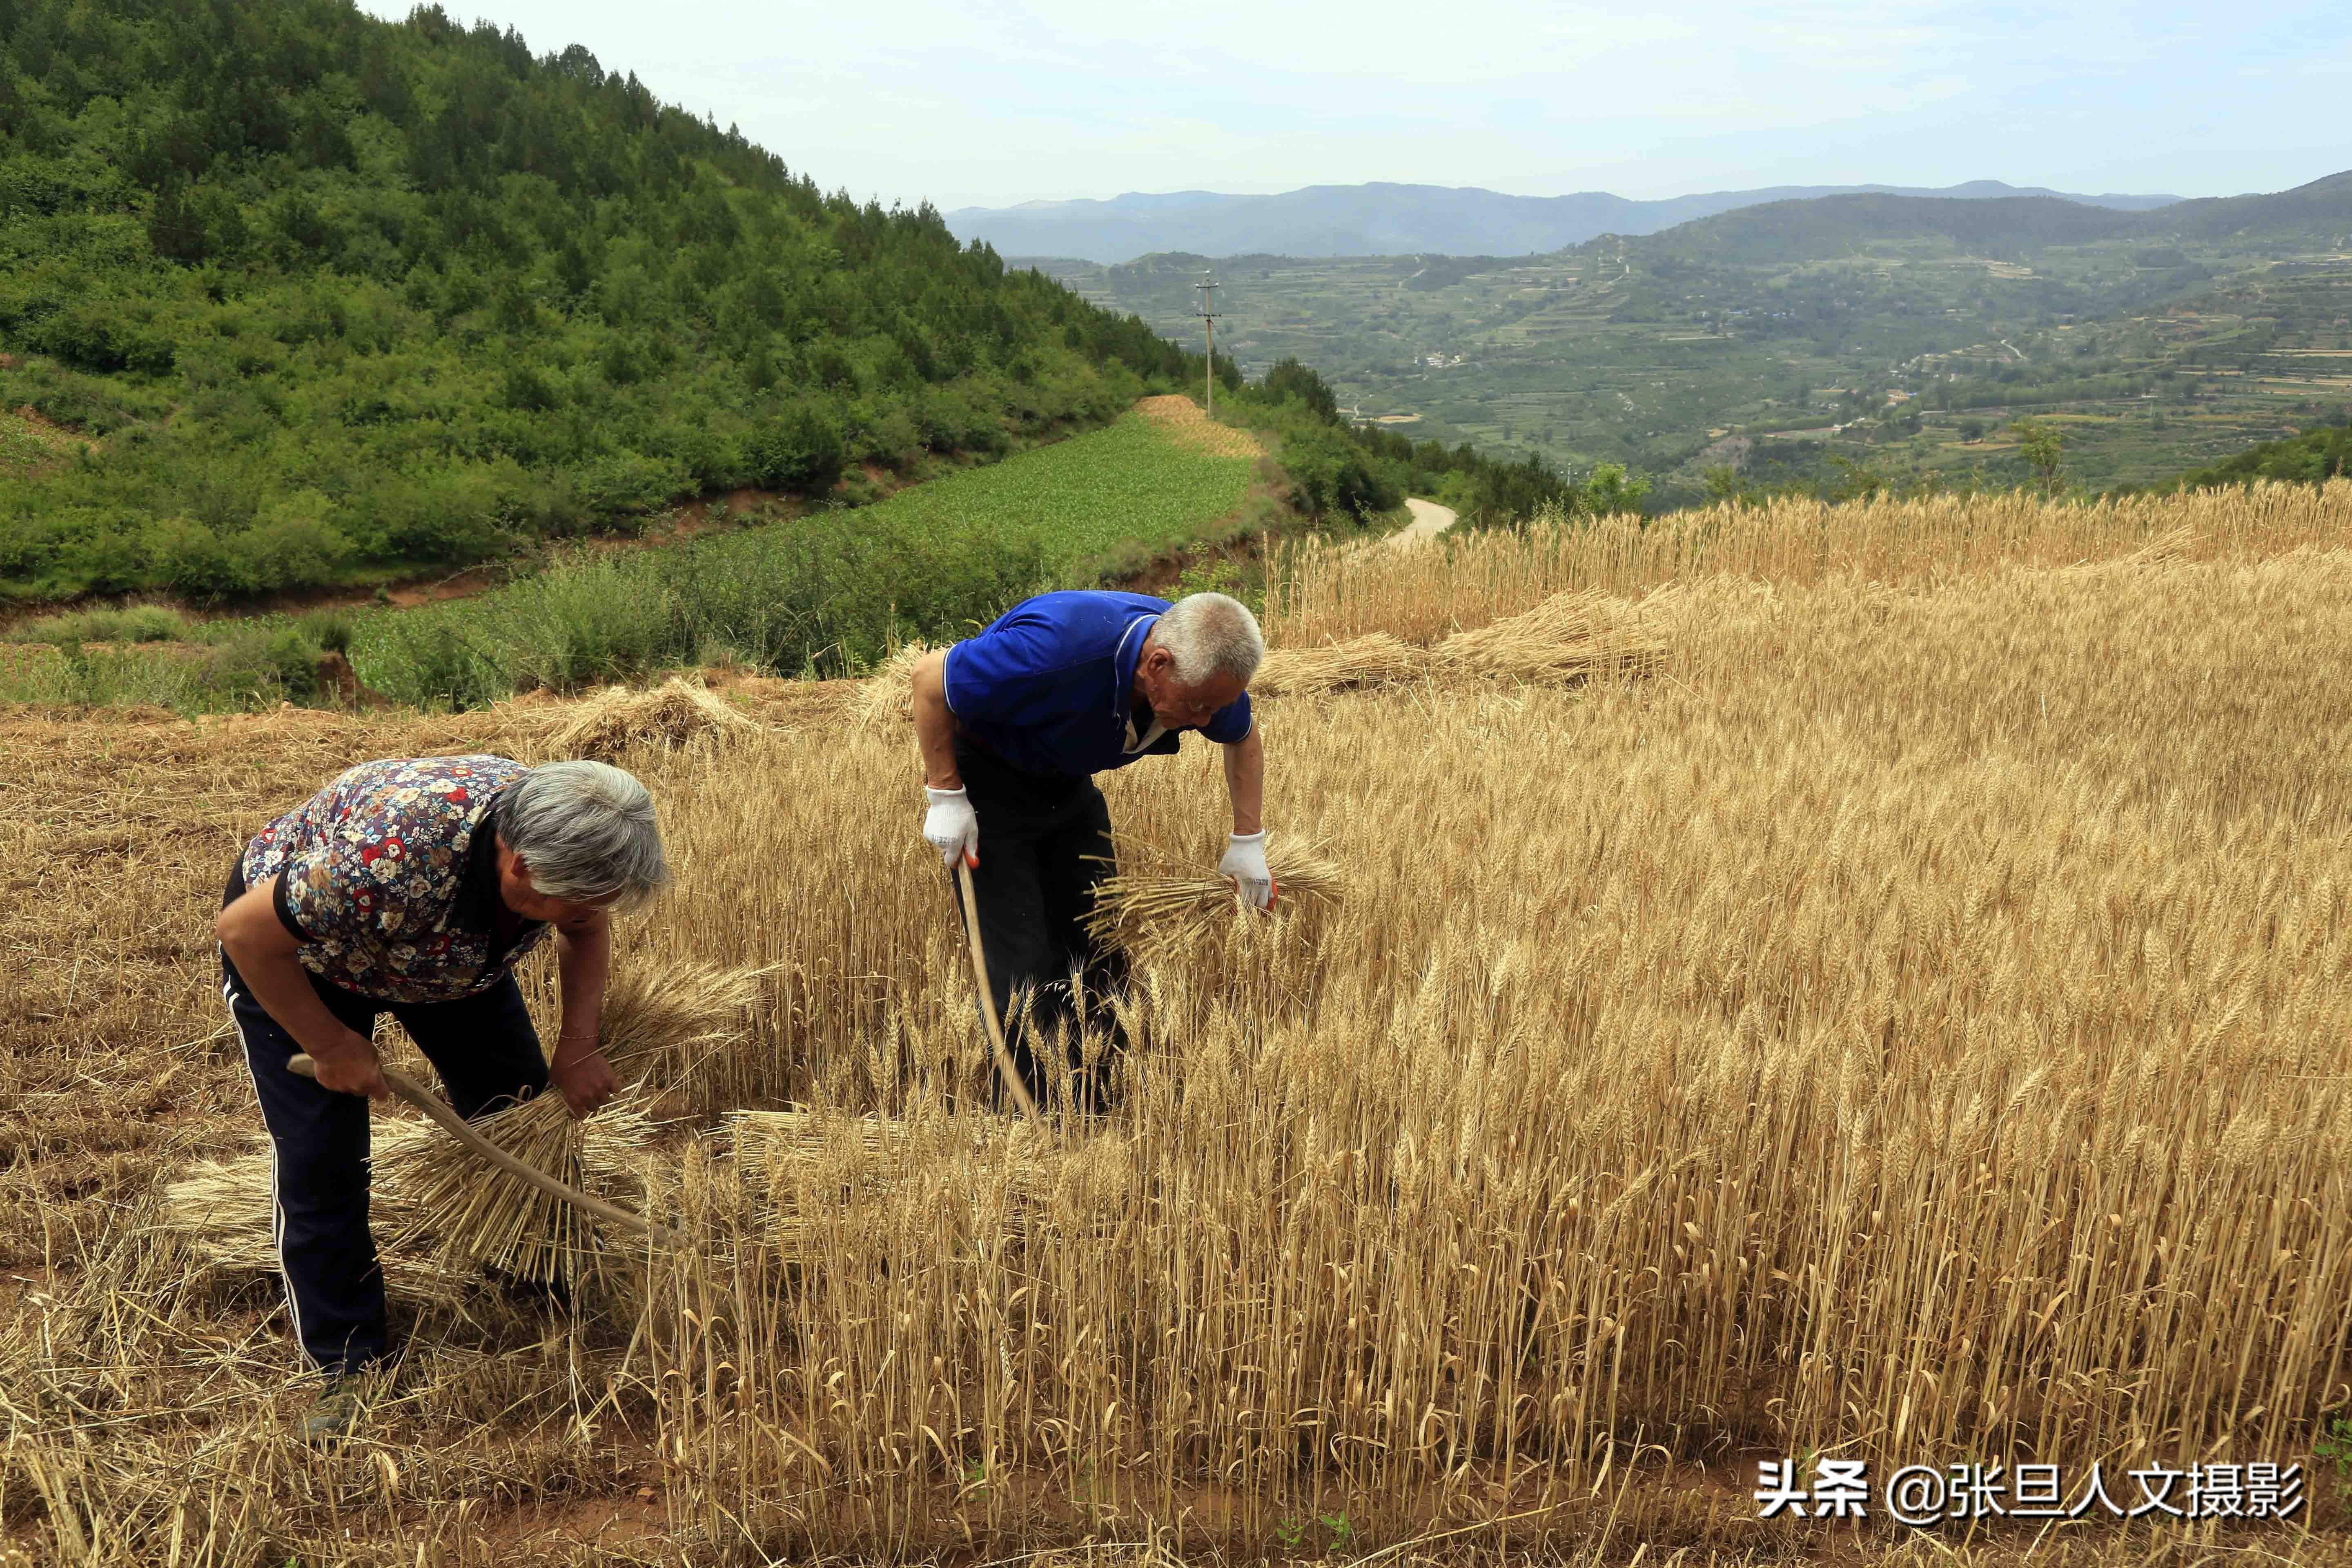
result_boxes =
[213,755,669,1437]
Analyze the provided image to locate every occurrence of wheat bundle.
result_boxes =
[374,1091,667,1287]
[1427,588,1668,685]
[162,958,753,1294]
[544,675,758,762]
[160,1148,460,1306]
[1085,835,1347,952]
[160,1151,307,1277]
[599,960,768,1113]
[1251,632,1423,698]
[2059,523,2197,575]
[854,640,934,728]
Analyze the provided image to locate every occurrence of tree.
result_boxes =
[2011,416,2066,497]
[1263,357,1339,421]
[1585,461,1650,516]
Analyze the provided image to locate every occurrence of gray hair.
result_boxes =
[499,760,671,907]
[1156,592,1264,686]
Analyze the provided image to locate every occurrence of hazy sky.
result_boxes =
[361,1,2352,211]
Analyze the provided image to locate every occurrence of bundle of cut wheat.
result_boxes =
[159,1148,456,1304]
[374,1091,667,1288]
[598,960,768,1114]
[854,640,934,728]
[160,1151,306,1277]
[1250,632,1423,698]
[161,957,753,1299]
[1085,834,1347,952]
[1426,588,1668,686]
[544,676,758,762]
[2059,523,2197,575]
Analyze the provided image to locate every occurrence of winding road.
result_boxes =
[1388,497,1459,550]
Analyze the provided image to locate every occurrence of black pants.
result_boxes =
[951,737,1130,1110]
[219,866,547,1376]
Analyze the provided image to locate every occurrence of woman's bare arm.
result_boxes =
[215,879,387,1100]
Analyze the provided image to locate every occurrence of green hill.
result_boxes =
[1638,173,2352,264]
[0,0,1215,606]
[2121,418,2352,495]
[1650,193,2141,263]
[2147,170,2352,242]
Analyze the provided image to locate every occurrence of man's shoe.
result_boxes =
[303,1379,365,1443]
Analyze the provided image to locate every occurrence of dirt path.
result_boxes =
[1389,497,1459,549]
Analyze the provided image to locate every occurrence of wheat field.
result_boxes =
[3,485,2351,1565]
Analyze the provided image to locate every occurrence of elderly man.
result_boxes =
[911,590,1270,1110]
[213,755,669,1439]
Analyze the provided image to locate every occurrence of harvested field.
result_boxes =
[4,483,2352,1565]
[1136,392,1269,459]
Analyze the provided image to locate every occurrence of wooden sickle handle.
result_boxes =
[955,860,1042,1124]
[287,1054,664,1241]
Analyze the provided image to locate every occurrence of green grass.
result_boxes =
[851,410,1257,571]
[0,413,68,479]
[341,412,1253,708]
[0,410,1259,714]
[1,409,1263,714]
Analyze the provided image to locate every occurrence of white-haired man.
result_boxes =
[910,590,1271,1109]
[214,756,670,1439]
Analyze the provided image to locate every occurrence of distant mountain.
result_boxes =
[1645,194,2144,262]
[945,180,2183,263]
[1639,171,2352,263]
[2143,169,2352,240]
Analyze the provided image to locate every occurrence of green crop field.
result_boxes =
[838,409,1257,570]
[342,408,1258,704]
[0,408,1263,713]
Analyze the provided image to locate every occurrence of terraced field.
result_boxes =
[1025,241,2352,501]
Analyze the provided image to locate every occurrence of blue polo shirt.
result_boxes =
[942,591,1254,779]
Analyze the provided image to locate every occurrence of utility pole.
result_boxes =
[1194,276,1220,415]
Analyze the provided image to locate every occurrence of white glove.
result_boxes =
[1218,831,1276,910]
[923,786,979,869]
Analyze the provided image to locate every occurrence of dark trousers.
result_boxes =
[951,737,1130,1110]
[219,869,547,1376]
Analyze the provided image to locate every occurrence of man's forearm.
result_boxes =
[912,650,963,789]
[1223,726,1265,835]
[552,920,610,1066]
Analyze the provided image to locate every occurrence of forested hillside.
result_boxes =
[0,0,1214,604]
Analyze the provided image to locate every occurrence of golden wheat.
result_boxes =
[5,484,2352,1563]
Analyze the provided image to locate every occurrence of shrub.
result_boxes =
[296,608,355,653]
[745,401,846,492]
[147,517,260,600]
